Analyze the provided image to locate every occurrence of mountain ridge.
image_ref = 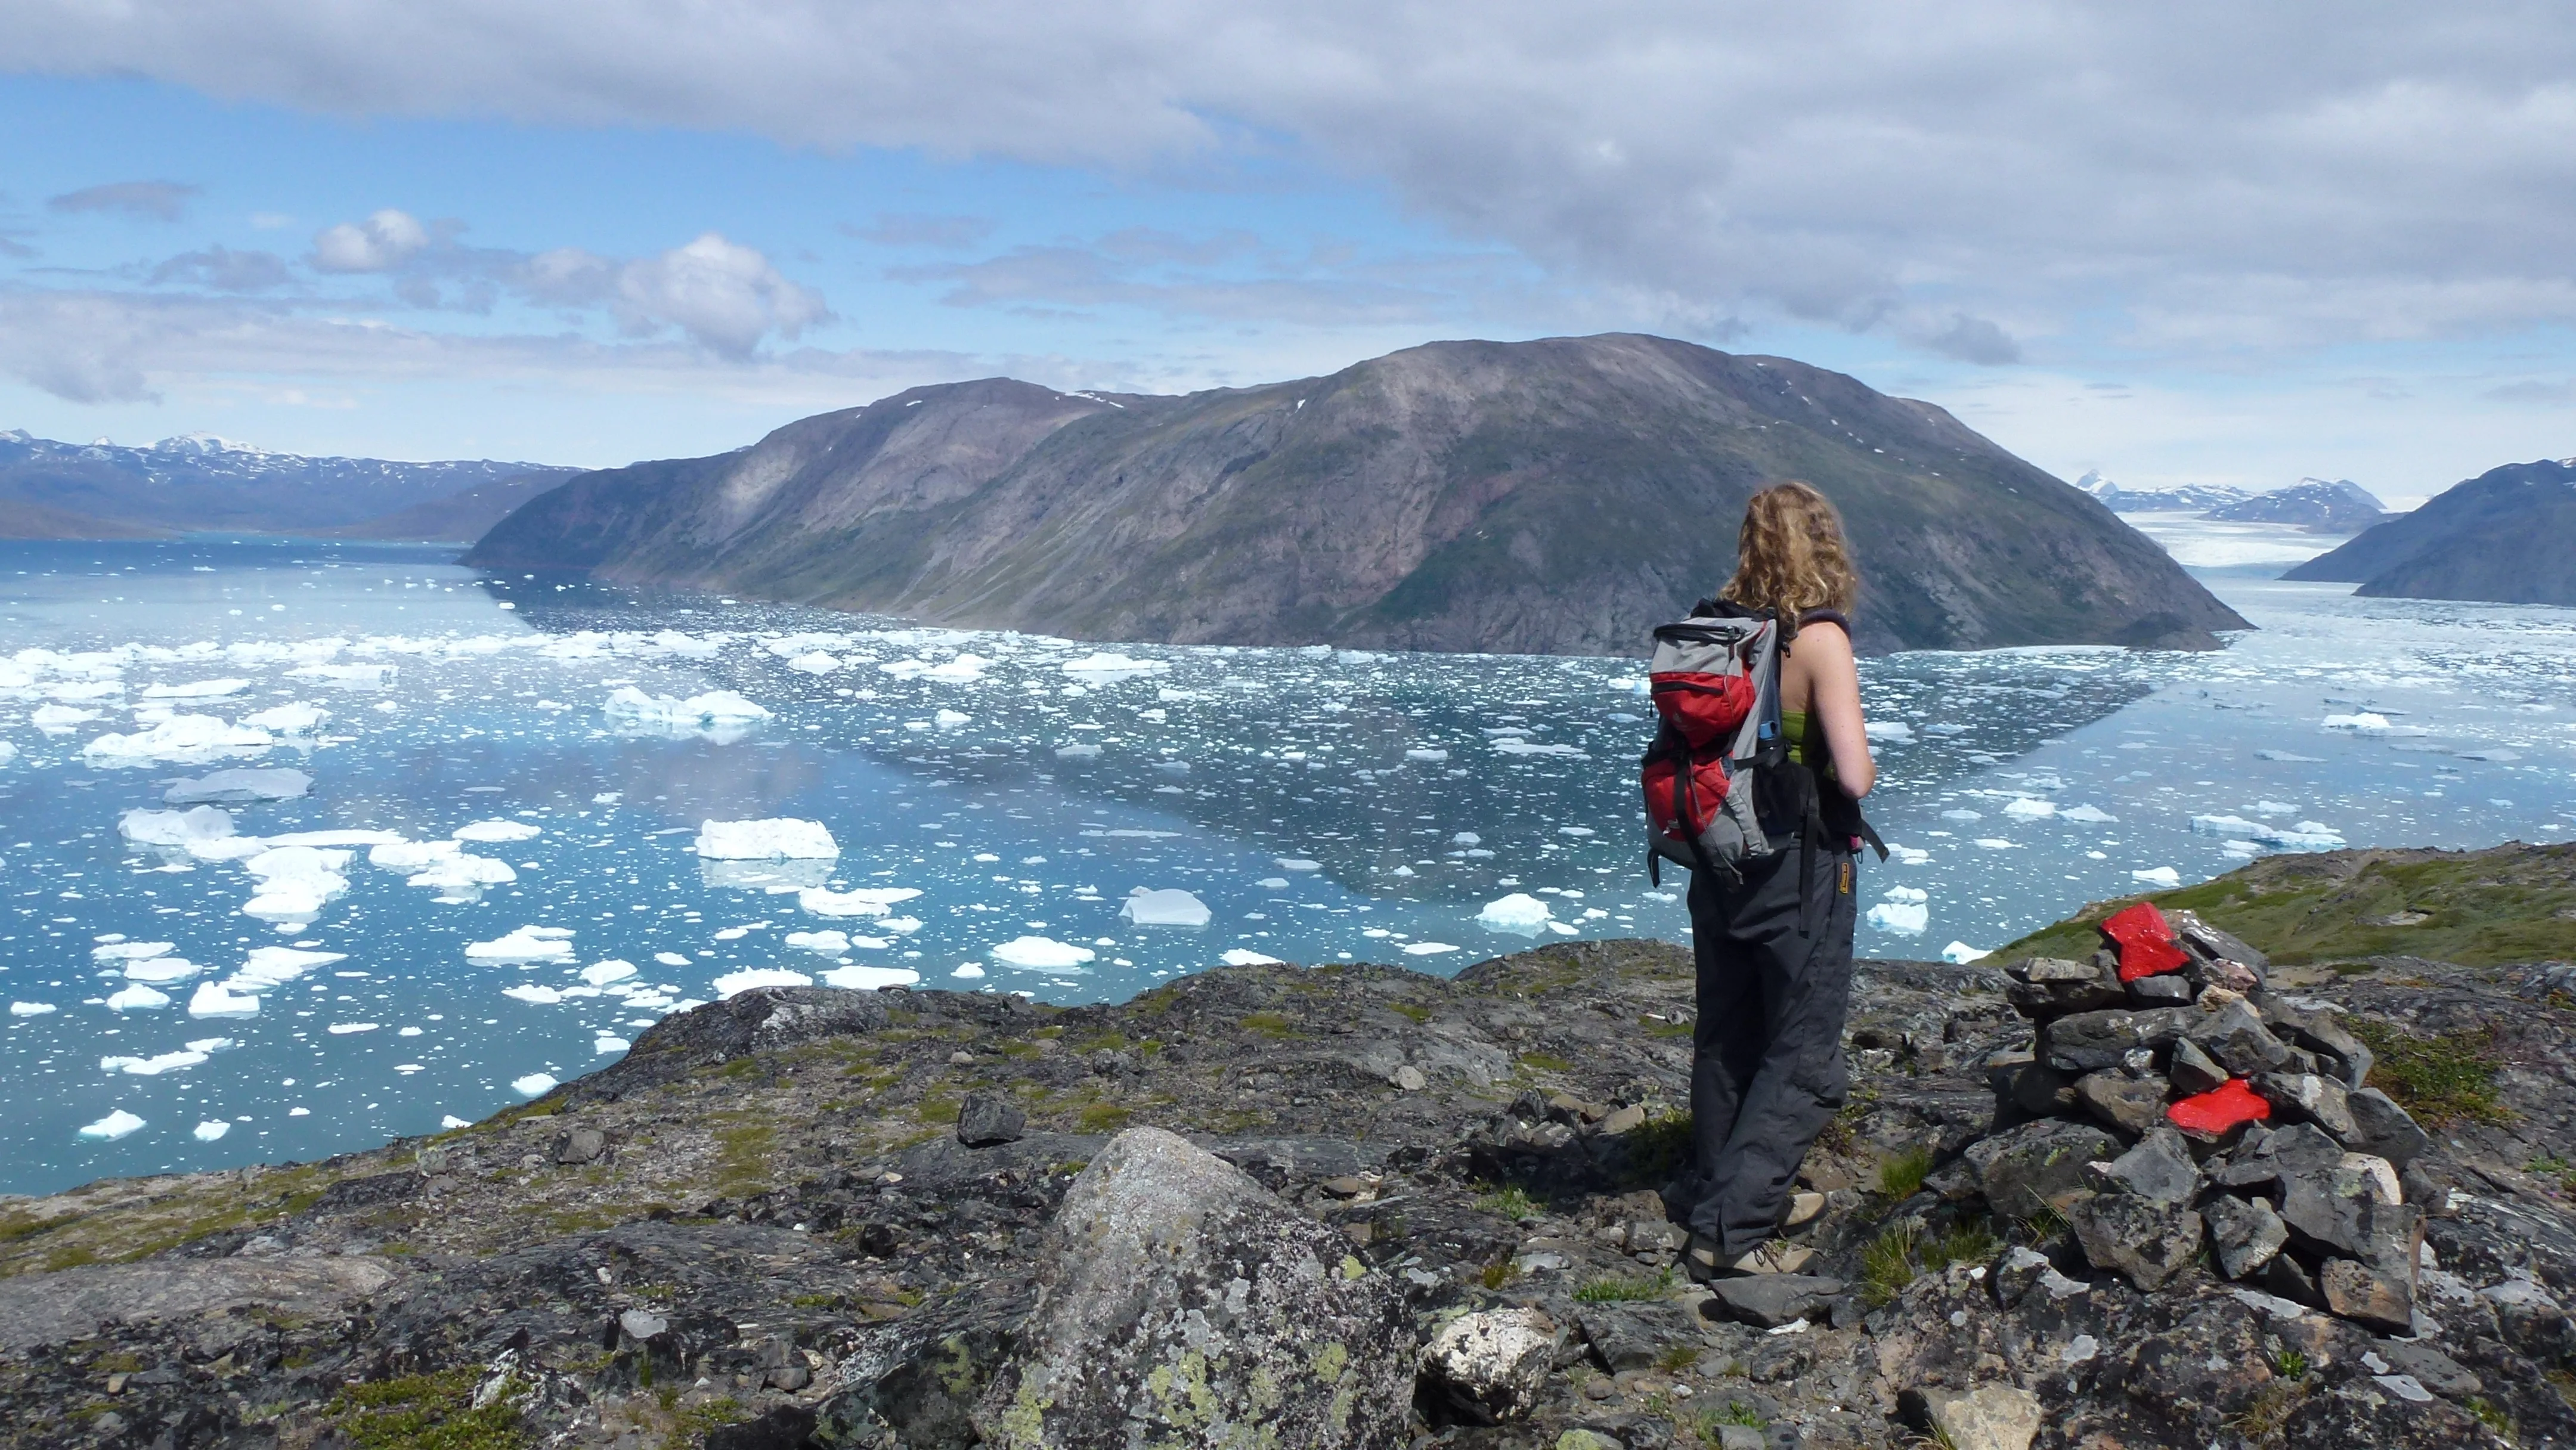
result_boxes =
[469,333,2247,656]
[2285,457,2576,605]
[0,429,580,534]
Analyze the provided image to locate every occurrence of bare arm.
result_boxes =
[1797,622,1875,797]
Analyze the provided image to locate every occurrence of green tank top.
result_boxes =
[1779,709,1826,772]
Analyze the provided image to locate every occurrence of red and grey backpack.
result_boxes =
[1640,600,1787,887]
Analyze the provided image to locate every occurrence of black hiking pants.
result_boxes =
[1671,837,1857,1256]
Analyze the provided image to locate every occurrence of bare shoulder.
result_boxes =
[1791,618,1853,662]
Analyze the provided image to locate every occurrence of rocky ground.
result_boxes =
[0,843,2572,1449]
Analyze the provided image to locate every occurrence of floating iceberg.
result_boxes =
[603,686,772,735]
[453,819,541,843]
[1493,738,1588,758]
[2189,815,2345,851]
[2001,797,2057,820]
[696,817,838,859]
[83,713,273,764]
[1863,720,1914,742]
[1121,888,1212,928]
[1475,893,1554,936]
[466,926,576,962]
[228,946,348,992]
[581,960,638,986]
[1220,949,1284,966]
[194,1121,231,1142]
[2322,712,2391,732]
[821,964,923,990]
[1404,748,1450,763]
[405,853,516,896]
[1060,652,1168,679]
[101,1041,228,1075]
[1401,942,1460,956]
[512,1073,558,1097]
[164,768,311,804]
[141,677,249,699]
[785,930,851,953]
[798,884,919,916]
[2132,866,2184,886]
[711,968,813,996]
[242,845,352,922]
[92,940,174,962]
[122,957,201,984]
[369,839,457,870]
[187,981,260,1018]
[242,701,328,733]
[990,936,1097,970]
[78,1110,146,1140]
[30,702,100,727]
[1865,887,1930,936]
[2058,804,2117,823]
[9,1001,58,1017]
[104,984,172,1011]
[502,985,564,1005]
[1941,941,1992,964]
[785,651,843,674]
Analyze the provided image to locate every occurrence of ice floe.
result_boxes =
[194,1121,230,1141]
[1865,887,1930,936]
[581,961,638,986]
[466,926,576,962]
[104,984,172,1011]
[83,713,273,764]
[453,819,541,842]
[512,1074,558,1097]
[10,1001,58,1017]
[991,937,1095,970]
[785,930,850,953]
[1942,941,1993,964]
[1120,888,1212,927]
[163,768,311,804]
[711,968,812,996]
[1475,893,1554,935]
[242,701,328,733]
[1219,949,1284,966]
[821,964,922,990]
[696,817,838,859]
[798,885,918,916]
[78,1110,146,1140]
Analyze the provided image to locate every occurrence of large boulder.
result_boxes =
[973,1126,1414,1449]
[1964,1118,2123,1220]
[1419,1309,1558,1424]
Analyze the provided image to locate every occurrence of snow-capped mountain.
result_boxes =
[0,429,579,534]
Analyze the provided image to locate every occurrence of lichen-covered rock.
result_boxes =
[1916,1383,2042,1450]
[2072,1070,2169,1136]
[1964,1118,2123,1219]
[2204,1193,2289,1279]
[954,1091,1026,1147]
[1418,1308,1558,1424]
[2067,1192,2205,1291]
[2094,1126,2200,1206]
[2345,1088,2432,1167]
[971,1126,1414,1449]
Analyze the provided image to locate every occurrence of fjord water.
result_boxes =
[2,527,2571,1195]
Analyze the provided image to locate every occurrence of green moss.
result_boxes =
[1573,1268,1674,1303]
[330,1369,527,1450]
[1999,843,2576,968]
[2351,1020,2512,1126]
[1875,1145,1936,1200]
[1239,1012,1296,1039]
[1516,1052,1572,1072]
[1473,1183,1541,1222]
[1388,1003,1431,1024]
[1077,1102,1132,1133]
[1860,1223,1918,1306]
[1620,1110,1693,1188]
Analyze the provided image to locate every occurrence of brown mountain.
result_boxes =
[466,333,2246,655]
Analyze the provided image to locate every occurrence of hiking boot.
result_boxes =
[1783,1191,1827,1233]
[1727,1238,1815,1276]
[1682,1232,1727,1283]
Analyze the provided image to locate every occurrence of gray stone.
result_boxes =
[2169,909,2270,971]
[971,1127,1413,1449]
[2020,956,2103,983]
[1920,1384,2043,1450]
[2203,1194,2289,1279]
[1705,1273,1846,1328]
[1964,1118,2124,1220]
[1992,1245,2054,1308]
[1418,1308,1558,1424]
[2067,1192,2205,1291]
[2321,1257,2414,1333]
[2259,1252,2324,1309]
[1577,1299,1698,1370]
[2168,1037,2230,1096]
[0,1257,398,1354]
[2099,1127,2202,1206]
[2213,1121,2343,1190]
[955,1092,1026,1147]
[2190,998,2294,1079]
[2073,1071,2171,1137]
[2011,1062,2078,1117]
[2128,973,2194,1006]
[2008,960,2126,1020]
[2345,1089,2432,1168]
[2373,1340,2481,1399]
[2254,996,2375,1090]
[551,1126,607,1164]
[2280,1158,2418,1266]
[2251,1072,2360,1142]
[1716,1426,1764,1450]
[2041,1005,2202,1073]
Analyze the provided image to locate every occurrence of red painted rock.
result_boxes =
[2168,1077,2272,1139]
[2103,901,2190,982]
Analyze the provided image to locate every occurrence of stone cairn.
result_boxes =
[1974,901,2437,1333]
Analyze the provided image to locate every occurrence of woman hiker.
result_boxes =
[1668,481,1881,1279]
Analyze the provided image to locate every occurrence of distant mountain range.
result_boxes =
[467,333,2247,655]
[2076,471,2390,532]
[2284,458,2576,606]
[0,430,580,537]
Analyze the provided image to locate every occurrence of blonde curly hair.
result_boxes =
[1719,481,1859,619]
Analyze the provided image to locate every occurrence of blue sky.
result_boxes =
[7,4,2576,504]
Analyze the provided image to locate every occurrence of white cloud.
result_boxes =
[10,3,2576,356]
[310,208,429,272]
[613,233,829,357]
